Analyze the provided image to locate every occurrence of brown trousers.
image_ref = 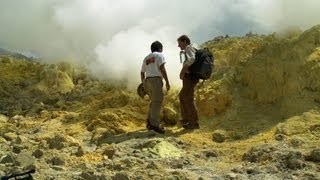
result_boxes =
[144,77,163,127]
[179,73,199,124]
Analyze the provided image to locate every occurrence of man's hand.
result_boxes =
[180,65,189,80]
[179,71,185,80]
[166,83,170,91]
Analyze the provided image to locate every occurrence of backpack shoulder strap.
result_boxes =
[190,44,197,51]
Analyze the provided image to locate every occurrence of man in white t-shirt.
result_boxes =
[140,41,170,134]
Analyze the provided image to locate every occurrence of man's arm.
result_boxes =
[160,64,170,91]
[180,45,196,80]
[140,72,145,83]
[184,45,196,66]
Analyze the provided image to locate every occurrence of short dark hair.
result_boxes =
[177,35,191,45]
[151,41,163,52]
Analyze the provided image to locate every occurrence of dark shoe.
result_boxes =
[146,119,151,130]
[182,123,200,130]
[180,119,189,125]
[149,125,165,134]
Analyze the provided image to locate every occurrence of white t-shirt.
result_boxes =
[141,52,165,78]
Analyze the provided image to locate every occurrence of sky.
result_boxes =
[0,0,320,88]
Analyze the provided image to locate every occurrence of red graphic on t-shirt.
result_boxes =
[146,57,155,65]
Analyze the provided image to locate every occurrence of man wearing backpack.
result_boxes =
[140,41,170,134]
[177,35,200,129]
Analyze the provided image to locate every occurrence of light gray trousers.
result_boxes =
[144,77,163,127]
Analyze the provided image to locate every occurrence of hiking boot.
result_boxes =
[149,125,165,134]
[182,123,200,130]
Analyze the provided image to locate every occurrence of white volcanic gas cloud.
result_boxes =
[1,0,320,87]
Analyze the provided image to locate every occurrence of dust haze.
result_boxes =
[1,0,320,88]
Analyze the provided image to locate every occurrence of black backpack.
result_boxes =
[188,48,214,80]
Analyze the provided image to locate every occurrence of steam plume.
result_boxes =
[1,0,320,88]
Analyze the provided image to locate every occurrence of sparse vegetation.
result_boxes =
[1,25,320,179]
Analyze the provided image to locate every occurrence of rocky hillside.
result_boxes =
[0,25,320,179]
[0,47,32,60]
